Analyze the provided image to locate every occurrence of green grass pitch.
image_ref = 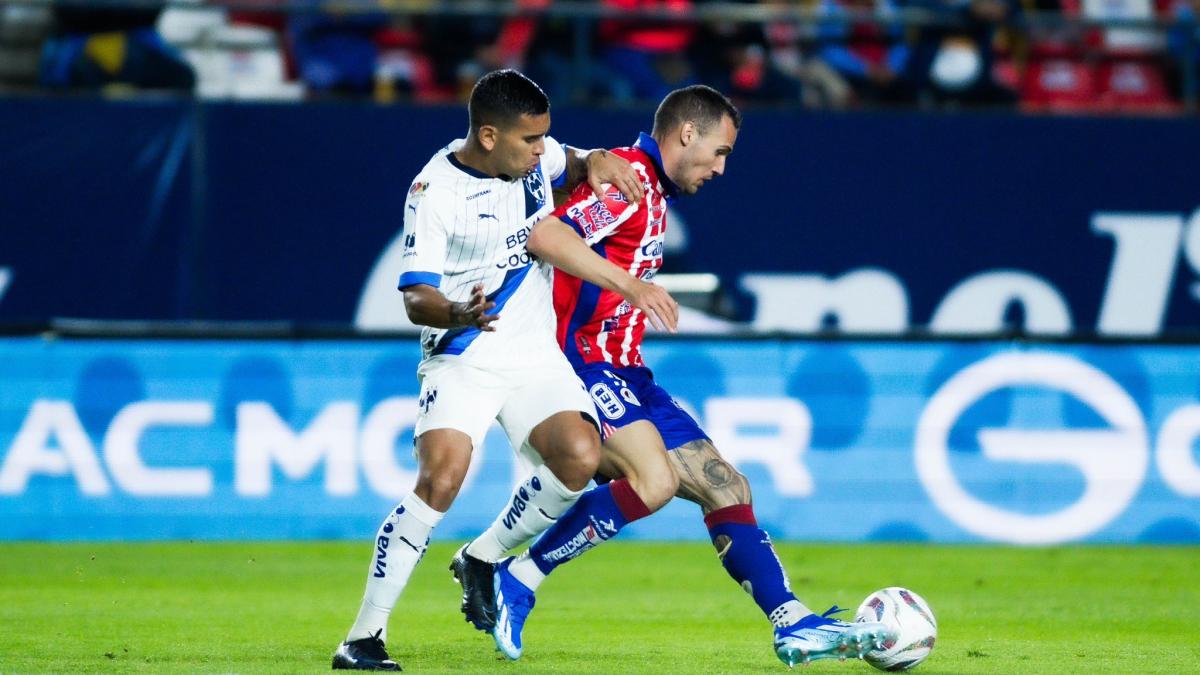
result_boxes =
[1,541,1196,673]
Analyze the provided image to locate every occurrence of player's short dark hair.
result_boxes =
[468,69,550,131]
[651,85,742,138]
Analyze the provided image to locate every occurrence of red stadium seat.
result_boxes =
[226,9,295,80]
[1021,58,1101,111]
[1097,59,1180,111]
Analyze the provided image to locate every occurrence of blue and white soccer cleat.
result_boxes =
[773,606,895,667]
[491,557,536,660]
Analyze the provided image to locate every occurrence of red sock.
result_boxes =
[608,477,652,522]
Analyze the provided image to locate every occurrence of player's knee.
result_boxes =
[415,460,469,510]
[632,468,678,512]
[422,472,465,510]
[549,429,601,491]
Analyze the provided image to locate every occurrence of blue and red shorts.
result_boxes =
[574,363,709,450]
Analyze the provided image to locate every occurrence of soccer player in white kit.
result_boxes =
[332,70,678,671]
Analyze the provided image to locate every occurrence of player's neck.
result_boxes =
[454,142,505,179]
[654,135,685,188]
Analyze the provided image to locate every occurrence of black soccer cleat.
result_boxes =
[332,629,401,671]
[449,543,497,632]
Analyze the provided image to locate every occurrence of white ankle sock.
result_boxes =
[770,600,813,628]
[506,552,547,591]
[465,464,583,562]
[346,493,444,642]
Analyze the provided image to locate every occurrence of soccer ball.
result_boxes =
[854,587,937,671]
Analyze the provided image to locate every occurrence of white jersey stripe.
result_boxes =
[597,328,613,365]
[620,310,640,367]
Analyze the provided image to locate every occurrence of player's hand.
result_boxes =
[586,149,645,205]
[626,279,678,333]
[454,282,499,331]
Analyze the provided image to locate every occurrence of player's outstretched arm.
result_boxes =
[563,146,645,205]
[402,283,499,331]
[528,216,678,332]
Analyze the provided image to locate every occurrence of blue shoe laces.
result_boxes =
[786,605,849,631]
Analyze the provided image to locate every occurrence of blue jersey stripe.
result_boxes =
[562,242,607,369]
[399,271,442,289]
[431,262,535,357]
[559,215,586,238]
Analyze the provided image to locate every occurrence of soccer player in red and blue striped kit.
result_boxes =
[457,85,894,667]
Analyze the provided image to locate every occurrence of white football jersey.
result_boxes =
[398,136,570,368]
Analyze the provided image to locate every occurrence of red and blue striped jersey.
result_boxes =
[553,133,679,369]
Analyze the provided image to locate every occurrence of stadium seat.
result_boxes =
[1020,58,1100,110]
[1097,58,1179,111]
[374,26,449,103]
[159,2,302,100]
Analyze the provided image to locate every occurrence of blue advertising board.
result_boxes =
[2,336,1197,543]
[1,97,1198,336]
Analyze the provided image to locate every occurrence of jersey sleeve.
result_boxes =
[553,181,642,246]
[543,136,569,189]
[397,181,448,289]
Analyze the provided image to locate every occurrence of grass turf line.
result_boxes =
[0,542,1196,673]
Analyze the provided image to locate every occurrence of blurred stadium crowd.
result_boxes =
[0,0,1196,112]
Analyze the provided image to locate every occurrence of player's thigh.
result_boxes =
[598,419,677,501]
[415,357,505,458]
[614,372,743,509]
[581,366,692,498]
[497,362,597,468]
[595,420,665,482]
[668,438,751,512]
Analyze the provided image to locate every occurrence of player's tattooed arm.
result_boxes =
[668,439,751,514]
[563,145,645,205]
[402,282,499,331]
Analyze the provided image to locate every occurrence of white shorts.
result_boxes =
[414,356,597,465]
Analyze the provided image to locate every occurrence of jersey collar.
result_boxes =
[633,132,680,201]
[447,150,509,180]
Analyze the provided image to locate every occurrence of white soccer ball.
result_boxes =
[854,587,937,671]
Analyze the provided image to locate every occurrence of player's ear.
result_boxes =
[478,124,499,151]
[679,121,696,147]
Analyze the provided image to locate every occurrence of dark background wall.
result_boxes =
[1,97,1197,332]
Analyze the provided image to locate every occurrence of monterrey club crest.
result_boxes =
[523,168,546,217]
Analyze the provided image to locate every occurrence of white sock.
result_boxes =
[346,493,444,642]
[465,464,583,562]
[507,551,547,591]
[770,599,813,628]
